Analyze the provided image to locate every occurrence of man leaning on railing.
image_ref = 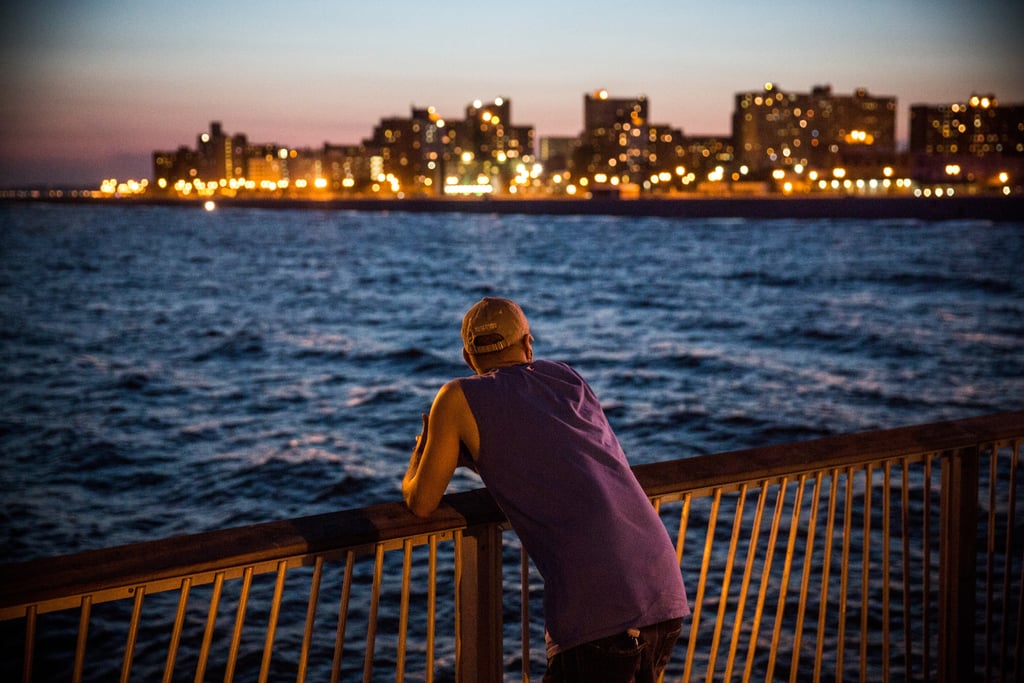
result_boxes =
[403,297,690,683]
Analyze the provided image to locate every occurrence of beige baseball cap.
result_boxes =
[461,297,530,355]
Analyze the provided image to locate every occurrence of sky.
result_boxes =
[2,0,1022,187]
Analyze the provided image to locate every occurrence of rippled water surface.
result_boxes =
[1,203,1022,679]
[1,203,1022,557]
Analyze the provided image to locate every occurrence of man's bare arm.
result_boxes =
[402,381,475,517]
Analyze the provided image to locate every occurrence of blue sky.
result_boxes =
[2,0,1022,186]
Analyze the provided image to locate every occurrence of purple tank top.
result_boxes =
[458,360,689,651]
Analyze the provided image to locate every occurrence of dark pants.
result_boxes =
[542,617,684,683]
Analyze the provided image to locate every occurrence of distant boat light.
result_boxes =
[204,200,216,212]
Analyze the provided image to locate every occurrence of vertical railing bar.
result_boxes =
[683,487,721,683]
[789,472,823,683]
[521,546,531,683]
[897,456,913,679]
[706,484,747,681]
[163,578,192,683]
[330,551,355,683]
[859,464,873,683]
[922,455,933,683]
[397,539,414,683]
[882,462,891,683]
[654,495,666,683]
[986,443,998,682]
[723,481,769,682]
[742,477,790,683]
[257,561,289,683]
[363,544,385,683]
[1001,441,1020,683]
[426,536,438,683]
[22,604,36,683]
[676,492,693,681]
[194,571,225,683]
[899,458,913,681]
[454,530,463,678]
[224,565,254,683]
[813,469,840,683]
[296,556,324,683]
[72,594,92,683]
[836,467,855,683]
[120,585,146,683]
[938,445,981,683]
[1014,455,1024,683]
[676,493,692,564]
[766,473,807,682]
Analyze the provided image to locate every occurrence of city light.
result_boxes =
[845,130,875,144]
[443,183,493,195]
[115,87,1021,203]
[99,177,149,196]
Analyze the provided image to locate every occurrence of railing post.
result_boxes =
[457,522,504,683]
[938,446,979,683]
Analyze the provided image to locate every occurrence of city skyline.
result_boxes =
[3,1,1022,187]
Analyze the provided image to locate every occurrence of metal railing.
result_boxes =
[1,411,1021,682]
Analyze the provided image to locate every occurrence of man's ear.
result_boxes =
[463,348,478,373]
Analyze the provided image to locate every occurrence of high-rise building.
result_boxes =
[909,94,1024,186]
[365,107,450,194]
[575,90,653,183]
[360,98,534,195]
[733,84,896,176]
[152,122,248,190]
[197,121,246,181]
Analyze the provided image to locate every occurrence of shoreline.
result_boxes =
[4,194,1023,222]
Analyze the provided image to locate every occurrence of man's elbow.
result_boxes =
[404,489,439,518]
[406,497,438,518]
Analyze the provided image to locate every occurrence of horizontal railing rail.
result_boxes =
[1,411,1022,682]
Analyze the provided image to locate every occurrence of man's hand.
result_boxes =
[412,413,428,458]
[402,381,474,517]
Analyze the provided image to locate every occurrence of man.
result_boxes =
[403,297,689,683]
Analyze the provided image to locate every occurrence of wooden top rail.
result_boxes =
[0,488,505,614]
[2,410,1021,615]
[634,410,1023,499]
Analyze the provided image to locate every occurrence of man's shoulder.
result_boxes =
[534,359,583,380]
[438,377,469,398]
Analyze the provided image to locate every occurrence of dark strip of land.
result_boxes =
[7,194,1024,222]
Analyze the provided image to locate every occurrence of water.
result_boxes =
[1,203,1022,678]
